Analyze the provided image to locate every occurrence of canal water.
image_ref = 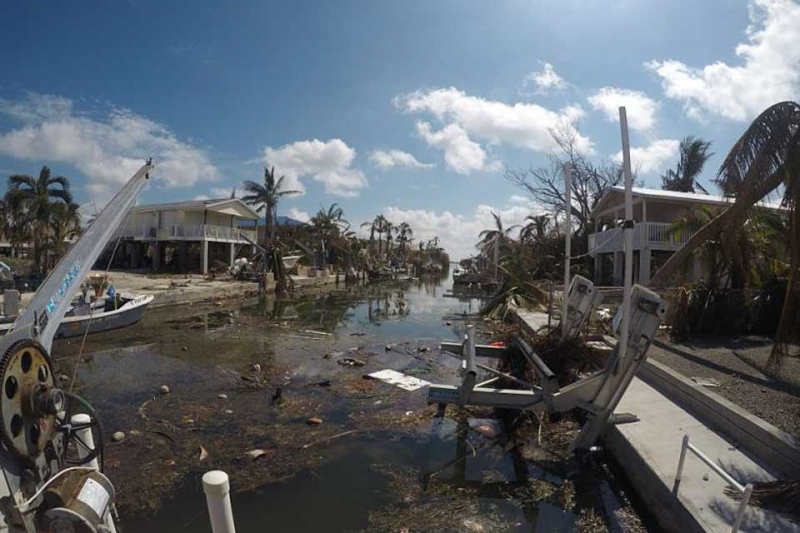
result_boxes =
[52,273,656,532]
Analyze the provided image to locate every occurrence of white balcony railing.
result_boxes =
[588,222,695,256]
[119,224,257,242]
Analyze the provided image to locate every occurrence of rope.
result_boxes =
[69,234,124,393]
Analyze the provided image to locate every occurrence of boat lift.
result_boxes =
[0,161,154,532]
[427,278,667,451]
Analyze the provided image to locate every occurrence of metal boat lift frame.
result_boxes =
[427,278,667,451]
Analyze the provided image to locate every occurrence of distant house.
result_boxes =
[118,198,259,273]
[588,186,782,286]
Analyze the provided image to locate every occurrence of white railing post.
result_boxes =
[672,433,689,495]
[203,470,236,533]
[732,483,753,533]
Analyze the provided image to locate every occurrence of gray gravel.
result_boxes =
[648,335,800,439]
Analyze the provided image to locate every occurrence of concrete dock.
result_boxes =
[512,309,799,533]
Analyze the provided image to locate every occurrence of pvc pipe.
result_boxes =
[617,107,634,364]
[203,470,236,533]
[562,163,572,340]
[71,414,98,471]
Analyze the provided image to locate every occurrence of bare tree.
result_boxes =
[505,125,624,237]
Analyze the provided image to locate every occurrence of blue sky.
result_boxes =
[1,0,798,259]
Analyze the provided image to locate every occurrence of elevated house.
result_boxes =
[118,198,259,273]
[588,186,782,286]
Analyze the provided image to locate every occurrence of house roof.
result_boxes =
[131,198,260,220]
[591,186,783,218]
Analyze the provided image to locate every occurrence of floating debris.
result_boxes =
[218,393,229,400]
[159,385,170,395]
[198,445,209,462]
[367,369,430,391]
[245,449,271,460]
[112,431,126,442]
[338,358,366,367]
[306,416,324,426]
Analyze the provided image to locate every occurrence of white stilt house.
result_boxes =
[588,187,781,286]
[118,198,259,274]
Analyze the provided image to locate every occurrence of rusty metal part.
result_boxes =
[0,339,60,462]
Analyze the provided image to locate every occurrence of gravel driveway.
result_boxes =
[647,335,800,439]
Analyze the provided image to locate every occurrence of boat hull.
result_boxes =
[55,294,154,339]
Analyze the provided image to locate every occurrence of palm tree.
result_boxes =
[241,166,301,245]
[310,203,349,269]
[478,212,518,255]
[6,166,74,275]
[650,101,800,367]
[397,222,414,257]
[520,214,550,244]
[45,202,82,270]
[661,136,714,193]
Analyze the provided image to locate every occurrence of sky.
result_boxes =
[0,0,798,259]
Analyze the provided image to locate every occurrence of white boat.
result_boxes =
[282,254,302,270]
[0,292,154,339]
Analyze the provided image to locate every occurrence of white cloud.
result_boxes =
[588,87,659,132]
[415,122,499,175]
[396,87,593,168]
[286,207,310,223]
[210,186,237,198]
[647,0,800,122]
[0,93,219,203]
[383,199,544,261]
[262,138,367,198]
[508,194,530,204]
[369,149,434,170]
[521,62,567,95]
[193,194,210,201]
[612,139,679,175]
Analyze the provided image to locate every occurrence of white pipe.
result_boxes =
[562,163,572,339]
[617,107,634,362]
[203,470,236,533]
[71,414,99,471]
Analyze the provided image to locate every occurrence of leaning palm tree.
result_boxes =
[650,101,800,368]
[6,166,73,275]
[241,167,301,245]
[478,212,519,256]
[661,136,714,193]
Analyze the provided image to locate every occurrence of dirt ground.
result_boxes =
[648,335,800,438]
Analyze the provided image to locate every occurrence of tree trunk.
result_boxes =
[648,168,786,287]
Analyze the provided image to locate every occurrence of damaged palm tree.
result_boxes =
[649,101,800,369]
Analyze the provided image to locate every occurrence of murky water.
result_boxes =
[51,273,657,532]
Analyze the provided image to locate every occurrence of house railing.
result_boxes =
[119,224,257,242]
[588,222,695,255]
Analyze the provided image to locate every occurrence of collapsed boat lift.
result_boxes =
[427,275,667,451]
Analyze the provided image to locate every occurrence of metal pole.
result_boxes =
[732,484,753,533]
[672,434,689,495]
[203,470,236,533]
[562,163,572,339]
[617,107,634,361]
